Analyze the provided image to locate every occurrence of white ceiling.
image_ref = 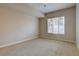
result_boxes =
[0,3,44,17]
[0,3,75,18]
[28,3,75,13]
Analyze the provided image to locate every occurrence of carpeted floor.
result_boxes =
[0,38,79,56]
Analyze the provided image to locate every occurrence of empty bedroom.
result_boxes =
[0,3,79,56]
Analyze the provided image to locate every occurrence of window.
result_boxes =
[47,16,65,34]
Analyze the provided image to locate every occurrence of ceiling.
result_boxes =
[28,3,75,13]
[0,3,75,18]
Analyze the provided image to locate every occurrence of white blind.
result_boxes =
[48,16,65,34]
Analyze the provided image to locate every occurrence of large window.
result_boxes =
[47,16,65,34]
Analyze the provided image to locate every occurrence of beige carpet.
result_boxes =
[0,38,79,56]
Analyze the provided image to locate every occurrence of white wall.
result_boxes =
[0,6,38,47]
[39,7,76,43]
[76,4,79,49]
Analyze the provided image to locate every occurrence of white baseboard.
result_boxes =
[0,35,38,48]
[39,37,75,44]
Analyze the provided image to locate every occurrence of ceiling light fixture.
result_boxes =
[43,4,47,7]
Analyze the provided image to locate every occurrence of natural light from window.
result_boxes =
[47,16,65,34]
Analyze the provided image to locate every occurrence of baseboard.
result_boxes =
[0,36,38,48]
[0,36,75,48]
[39,37,75,44]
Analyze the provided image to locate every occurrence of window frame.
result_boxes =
[47,16,65,34]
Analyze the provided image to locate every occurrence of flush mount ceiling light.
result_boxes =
[44,4,46,7]
[43,3,47,7]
